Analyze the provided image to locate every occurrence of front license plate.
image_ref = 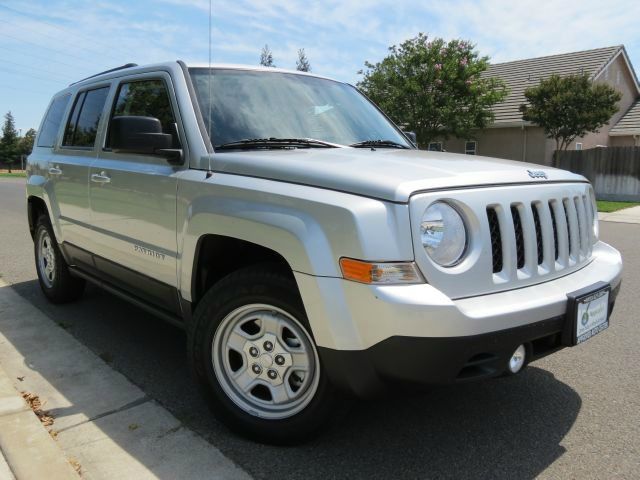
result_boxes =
[572,286,610,344]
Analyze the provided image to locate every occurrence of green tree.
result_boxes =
[0,111,19,172]
[519,73,621,152]
[18,128,37,157]
[259,44,275,67]
[296,48,311,72]
[357,33,507,146]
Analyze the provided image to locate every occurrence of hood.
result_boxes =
[208,148,586,203]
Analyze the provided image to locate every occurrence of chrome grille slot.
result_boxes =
[487,207,503,273]
[511,205,525,269]
[574,196,584,257]
[548,200,559,261]
[563,198,578,261]
[531,203,544,265]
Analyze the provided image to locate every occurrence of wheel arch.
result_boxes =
[190,234,296,307]
[27,195,50,239]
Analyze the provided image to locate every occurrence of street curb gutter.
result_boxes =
[0,365,79,479]
[0,278,251,479]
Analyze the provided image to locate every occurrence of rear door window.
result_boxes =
[63,87,110,148]
[37,94,71,148]
[107,79,179,148]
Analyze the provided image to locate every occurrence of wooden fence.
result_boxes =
[554,147,640,201]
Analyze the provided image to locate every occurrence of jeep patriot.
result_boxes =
[26,62,622,443]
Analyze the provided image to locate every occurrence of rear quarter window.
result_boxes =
[37,94,71,148]
[63,86,110,148]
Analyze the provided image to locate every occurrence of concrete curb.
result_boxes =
[0,363,79,480]
[0,279,251,479]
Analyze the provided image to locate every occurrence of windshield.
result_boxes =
[189,68,411,149]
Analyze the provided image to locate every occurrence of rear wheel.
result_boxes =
[34,216,85,303]
[189,264,344,444]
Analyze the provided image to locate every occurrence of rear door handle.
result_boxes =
[48,166,62,176]
[91,171,111,184]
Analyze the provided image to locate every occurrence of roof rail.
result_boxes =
[69,63,138,86]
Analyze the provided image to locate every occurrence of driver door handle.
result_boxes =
[48,166,62,176]
[91,171,111,184]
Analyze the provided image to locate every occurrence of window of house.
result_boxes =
[576,142,583,150]
[63,87,110,148]
[37,94,70,148]
[616,70,621,85]
[427,142,442,151]
[107,79,178,148]
[465,140,477,155]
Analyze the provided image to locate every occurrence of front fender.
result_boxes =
[176,170,414,301]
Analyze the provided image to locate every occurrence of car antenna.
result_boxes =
[206,0,214,179]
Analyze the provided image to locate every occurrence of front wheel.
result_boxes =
[34,216,85,303]
[188,265,344,444]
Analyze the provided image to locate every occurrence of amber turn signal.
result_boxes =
[339,258,423,285]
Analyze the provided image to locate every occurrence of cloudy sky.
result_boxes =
[1,0,639,131]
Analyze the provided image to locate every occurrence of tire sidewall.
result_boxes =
[34,219,61,296]
[33,216,85,303]
[189,267,339,444]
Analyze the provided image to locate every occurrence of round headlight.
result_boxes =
[421,202,467,266]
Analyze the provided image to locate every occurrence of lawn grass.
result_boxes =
[0,172,26,178]
[597,200,640,213]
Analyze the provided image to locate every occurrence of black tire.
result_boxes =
[188,263,346,444]
[33,216,86,304]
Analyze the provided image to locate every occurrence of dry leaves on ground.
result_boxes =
[20,391,54,427]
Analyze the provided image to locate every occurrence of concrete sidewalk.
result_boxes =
[598,205,640,224]
[0,449,15,480]
[0,280,251,480]
[0,362,78,479]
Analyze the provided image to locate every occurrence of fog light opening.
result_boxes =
[508,344,526,374]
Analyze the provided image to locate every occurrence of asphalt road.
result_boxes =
[1,177,638,479]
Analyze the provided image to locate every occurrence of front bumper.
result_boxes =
[320,283,619,397]
[294,241,622,397]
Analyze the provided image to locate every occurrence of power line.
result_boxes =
[0,17,124,63]
[0,45,114,85]
[0,31,107,65]
[0,84,53,96]
[0,56,77,82]
[0,65,69,86]
[0,4,131,58]
[0,45,87,70]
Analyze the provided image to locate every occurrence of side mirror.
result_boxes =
[403,131,417,146]
[110,116,183,164]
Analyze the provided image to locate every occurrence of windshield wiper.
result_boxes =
[215,137,343,150]
[350,139,410,149]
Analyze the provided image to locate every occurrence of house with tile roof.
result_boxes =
[435,46,640,165]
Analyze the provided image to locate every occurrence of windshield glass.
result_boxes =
[189,68,411,148]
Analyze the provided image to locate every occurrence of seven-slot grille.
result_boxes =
[486,194,594,276]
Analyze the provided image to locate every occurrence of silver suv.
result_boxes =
[26,62,622,444]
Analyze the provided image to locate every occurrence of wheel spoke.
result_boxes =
[227,329,249,352]
[259,313,282,336]
[233,370,256,393]
[290,351,310,371]
[269,384,289,404]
